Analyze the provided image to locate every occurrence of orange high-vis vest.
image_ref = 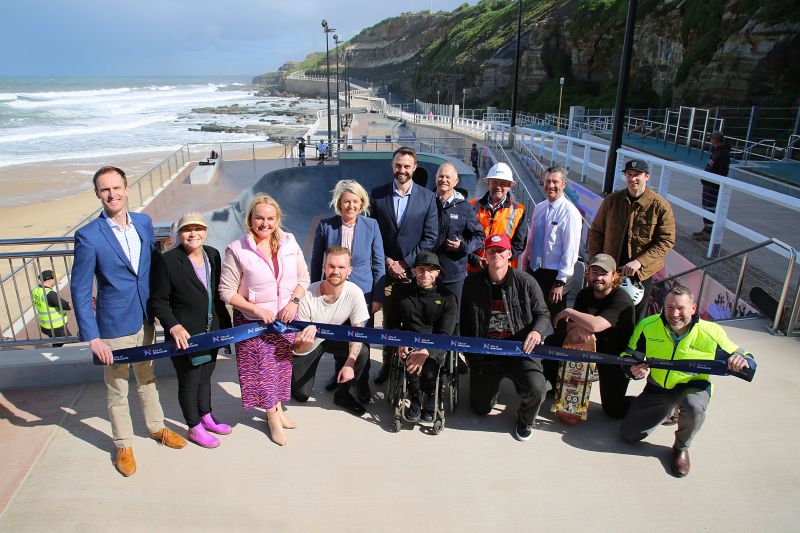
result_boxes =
[469,197,526,272]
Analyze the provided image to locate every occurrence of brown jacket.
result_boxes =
[588,187,675,280]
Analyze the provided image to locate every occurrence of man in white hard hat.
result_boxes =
[468,162,528,273]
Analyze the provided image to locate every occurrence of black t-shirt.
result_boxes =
[573,287,634,355]
[487,284,512,339]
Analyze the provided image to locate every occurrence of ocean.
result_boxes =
[0,76,322,169]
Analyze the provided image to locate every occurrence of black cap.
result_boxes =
[40,270,55,282]
[413,252,440,269]
[623,159,649,173]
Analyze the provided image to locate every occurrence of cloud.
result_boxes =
[3,0,477,76]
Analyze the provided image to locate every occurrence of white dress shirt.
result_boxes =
[103,212,142,275]
[524,195,582,282]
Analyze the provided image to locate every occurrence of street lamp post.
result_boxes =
[510,0,523,128]
[462,88,466,117]
[321,20,335,149]
[557,77,565,133]
[333,34,342,152]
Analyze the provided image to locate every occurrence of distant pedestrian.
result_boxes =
[470,143,480,177]
[317,140,328,165]
[32,269,71,347]
[693,131,730,240]
[298,138,306,166]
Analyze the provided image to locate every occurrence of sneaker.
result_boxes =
[515,419,533,441]
[406,398,421,422]
[421,393,436,422]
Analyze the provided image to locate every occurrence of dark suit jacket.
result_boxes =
[71,211,157,341]
[150,245,232,338]
[310,214,385,302]
[370,181,438,273]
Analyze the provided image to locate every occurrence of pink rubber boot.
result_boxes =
[188,424,220,448]
[200,413,232,435]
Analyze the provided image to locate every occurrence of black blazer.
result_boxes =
[150,245,232,338]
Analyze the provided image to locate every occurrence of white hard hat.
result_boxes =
[483,162,516,185]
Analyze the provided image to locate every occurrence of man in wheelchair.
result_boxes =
[386,252,457,423]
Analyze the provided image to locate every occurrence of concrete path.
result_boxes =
[0,318,798,532]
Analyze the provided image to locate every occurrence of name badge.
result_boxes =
[449,213,459,219]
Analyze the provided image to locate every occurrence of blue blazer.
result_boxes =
[71,211,157,341]
[370,182,438,272]
[310,215,386,302]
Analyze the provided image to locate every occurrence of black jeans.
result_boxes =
[467,355,547,426]
[700,179,720,231]
[40,325,69,348]
[531,267,567,325]
[406,350,445,396]
[170,354,217,427]
[635,277,654,324]
[292,340,368,401]
[441,278,465,335]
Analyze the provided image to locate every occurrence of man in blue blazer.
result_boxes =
[369,146,438,383]
[71,166,185,477]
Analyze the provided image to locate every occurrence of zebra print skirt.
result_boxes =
[233,311,294,411]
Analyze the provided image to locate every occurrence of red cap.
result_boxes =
[484,233,511,251]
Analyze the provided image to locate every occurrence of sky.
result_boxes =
[4,0,479,78]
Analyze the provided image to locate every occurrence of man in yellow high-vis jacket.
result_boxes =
[620,284,751,477]
[31,270,71,347]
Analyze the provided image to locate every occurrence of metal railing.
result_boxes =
[654,238,799,336]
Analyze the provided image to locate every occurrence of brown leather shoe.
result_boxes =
[151,427,187,449]
[115,447,136,477]
[671,447,690,477]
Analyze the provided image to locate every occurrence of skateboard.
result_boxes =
[750,286,790,333]
[551,337,597,426]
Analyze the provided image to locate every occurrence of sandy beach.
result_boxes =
[0,144,287,241]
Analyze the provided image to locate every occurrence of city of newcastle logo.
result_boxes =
[381,333,402,343]
[212,334,235,343]
[450,340,470,349]
[414,336,435,346]
[483,342,503,352]
[319,328,333,336]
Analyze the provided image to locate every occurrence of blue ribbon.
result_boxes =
[102,320,756,382]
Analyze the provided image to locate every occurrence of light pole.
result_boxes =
[437,89,440,107]
[510,0,522,128]
[557,77,565,133]
[333,34,341,151]
[321,20,335,149]
[413,60,419,123]
[462,88,466,117]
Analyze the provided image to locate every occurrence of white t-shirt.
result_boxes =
[295,280,370,355]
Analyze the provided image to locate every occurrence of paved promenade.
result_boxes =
[1,318,797,532]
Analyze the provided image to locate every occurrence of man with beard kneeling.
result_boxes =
[291,247,370,416]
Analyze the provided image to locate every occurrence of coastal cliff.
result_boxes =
[254,0,800,110]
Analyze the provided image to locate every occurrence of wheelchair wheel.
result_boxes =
[433,419,444,435]
[447,352,459,413]
[387,351,402,406]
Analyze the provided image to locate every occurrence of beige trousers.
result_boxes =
[102,324,165,448]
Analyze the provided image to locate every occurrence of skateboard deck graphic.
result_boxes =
[551,338,597,426]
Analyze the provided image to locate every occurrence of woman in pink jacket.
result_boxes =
[219,194,309,446]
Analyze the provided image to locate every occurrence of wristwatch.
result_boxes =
[291,296,301,304]
[553,280,566,288]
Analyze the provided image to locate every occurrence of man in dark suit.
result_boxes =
[370,146,438,383]
[71,166,186,477]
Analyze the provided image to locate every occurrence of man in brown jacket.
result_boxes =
[588,158,675,321]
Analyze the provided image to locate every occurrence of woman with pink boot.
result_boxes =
[219,194,309,446]
[151,213,233,448]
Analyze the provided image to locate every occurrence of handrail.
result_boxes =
[655,238,798,335]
